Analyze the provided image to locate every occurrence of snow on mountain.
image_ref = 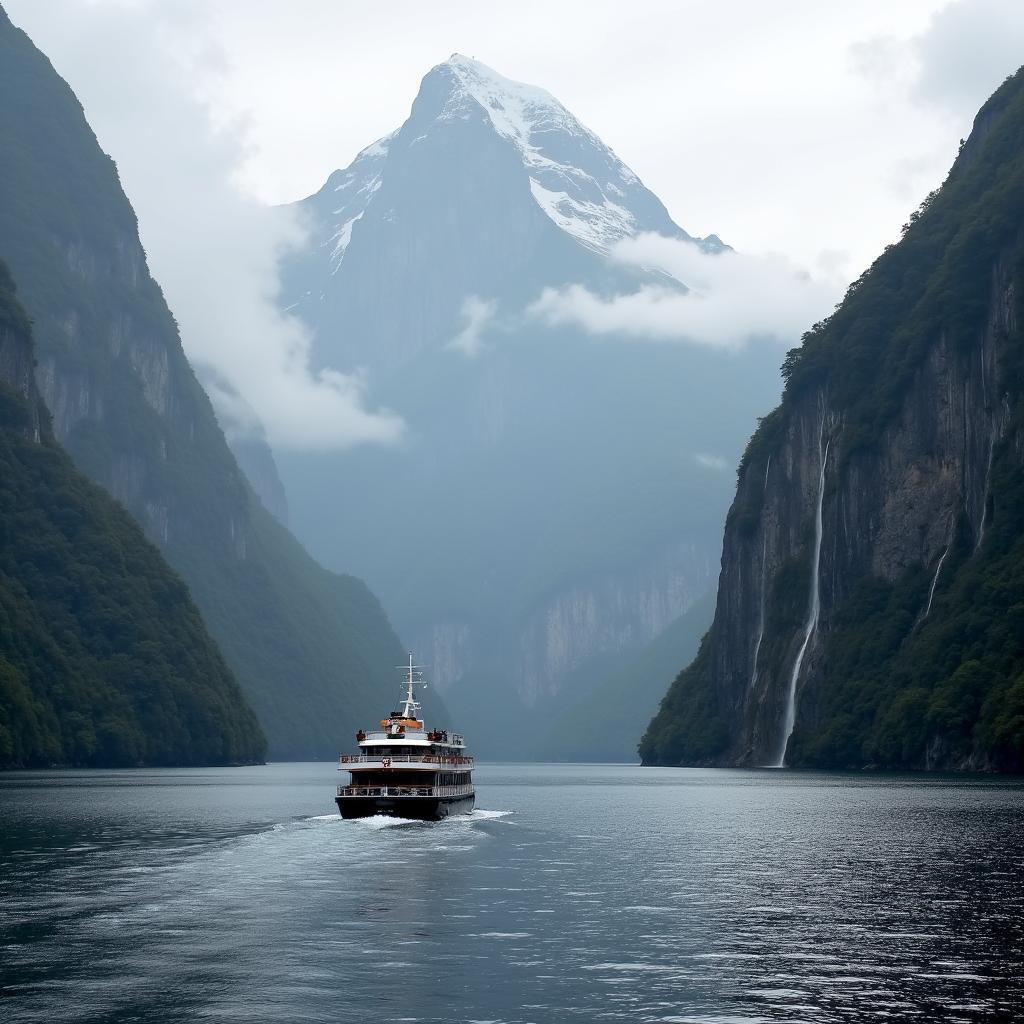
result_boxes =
[322,131,393,272]
[311,54,719,273]
[437,55,646,254]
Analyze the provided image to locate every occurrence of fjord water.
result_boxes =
[2,765,1022,1023]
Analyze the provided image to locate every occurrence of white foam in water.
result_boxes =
[353,814,424,829]
[308,808,512,832]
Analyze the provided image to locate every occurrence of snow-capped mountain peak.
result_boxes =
[310,55,706,270]
[439,54,620,172]
[283,54,728,370]
[430,54,660,254]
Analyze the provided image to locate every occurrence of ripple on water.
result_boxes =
[1,764,1023,1024]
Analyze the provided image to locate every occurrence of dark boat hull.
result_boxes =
[336,793,475,821]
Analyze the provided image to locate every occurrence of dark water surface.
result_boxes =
[1,763,1023,1023]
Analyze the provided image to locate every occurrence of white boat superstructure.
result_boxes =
[335,655,475,819]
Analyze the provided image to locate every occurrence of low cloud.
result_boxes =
[852,1,1024,119]
[914,0,1024,116]
[155,197,403,450]
[5,0,402,451]
[446,296,497,357]
[694,453,730,471]
[529,233,840,349]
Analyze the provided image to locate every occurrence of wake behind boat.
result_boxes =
[335,656,475,820]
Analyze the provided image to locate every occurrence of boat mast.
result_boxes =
[399,653,424,719]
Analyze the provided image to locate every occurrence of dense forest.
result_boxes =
[641,69,1024,772]
[0,262,265,767]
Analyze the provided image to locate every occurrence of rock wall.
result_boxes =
[415,539,714,707]
[718,265,1013,765]
[0,295,45,442]
[229,434,290,525]
[516,542,713,706]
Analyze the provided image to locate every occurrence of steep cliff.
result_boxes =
[641,70,1024,773]
[229,433,290,525]
[538,592,715,763]
[0,7,407,759]
[0,261,266,767]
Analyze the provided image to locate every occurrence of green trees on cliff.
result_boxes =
[641,69,1024,772]
[0,265,265,767]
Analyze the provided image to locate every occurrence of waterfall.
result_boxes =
[749,456,772,693]
[975,351,995,553]
[774,428,829,767]
[923,546,950,619]
[975,436,994,553]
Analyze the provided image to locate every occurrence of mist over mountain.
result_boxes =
[0,7,416,760]
[274,56,784,757]
[642,68,1024,773]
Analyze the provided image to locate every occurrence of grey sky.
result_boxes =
[5,0,1023,447]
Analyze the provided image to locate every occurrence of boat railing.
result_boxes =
[337,783,475,799]
[339,754,473,765]
[358,730,465,746]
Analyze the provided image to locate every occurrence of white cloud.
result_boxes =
[913,0,1024,116]
[9,0,1020,382]
[446,296,497,357]
[4,0,402,451]
[852,2,1024,125]
[694,453,730,471]
[529,234,842,348]
[846,1,1024,226]
[9,0,966,294]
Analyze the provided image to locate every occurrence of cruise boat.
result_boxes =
[335,656,475,820]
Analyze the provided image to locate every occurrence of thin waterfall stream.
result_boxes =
[774,428,829,767]
[923,546,950,619]
[974,354,995,553]
[749,456,772,693]
[923,514,954,622]
[975,435,995,552]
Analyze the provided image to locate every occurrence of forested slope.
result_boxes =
[0,262,265,767]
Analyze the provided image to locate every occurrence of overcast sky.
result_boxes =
[5,0,1024,447]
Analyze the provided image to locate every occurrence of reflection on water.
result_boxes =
[1,764,1022,1023]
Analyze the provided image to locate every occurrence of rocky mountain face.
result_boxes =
[276,56,779,757]
[641,70,1024,772]
[0,260,266,767]
[229,433,290,525]
[0,267,44,444]
[0,7,409,759]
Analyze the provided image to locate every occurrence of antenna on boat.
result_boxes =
[397,653,425,720]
